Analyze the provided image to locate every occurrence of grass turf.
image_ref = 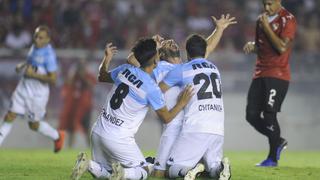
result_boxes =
[0,149,319,180]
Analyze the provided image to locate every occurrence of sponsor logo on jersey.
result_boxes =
[122,69,143,88]
[192,62,216,70]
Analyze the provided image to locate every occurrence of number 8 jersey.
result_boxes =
[93,64,165,139]
[163,58,224,136]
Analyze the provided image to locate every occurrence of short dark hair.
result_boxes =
[186,34,207,59]
[131,38,157,68]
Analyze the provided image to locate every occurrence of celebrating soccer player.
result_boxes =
[243,0,297,167]
[0,25,65,153]
[71,38,193,180]
[159,14,236,180]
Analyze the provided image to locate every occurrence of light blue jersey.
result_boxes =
[27,44,58,74]
[163,58,225,135]
[23,44,57,92]
[94,64,166,138]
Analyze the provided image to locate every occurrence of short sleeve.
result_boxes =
[45,50,58,72]
[162,65,183,88]
[147,86,165,110]
[280,15,297,40]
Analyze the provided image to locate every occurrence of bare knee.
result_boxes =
[28,122,40,131]
[4,111,17,122]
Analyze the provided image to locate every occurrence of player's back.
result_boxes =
[163,58,224,136]
[93,64,165,139]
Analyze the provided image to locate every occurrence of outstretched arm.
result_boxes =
[205,14,237,58]
[98,43,118,83]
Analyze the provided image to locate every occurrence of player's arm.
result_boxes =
[24,66,57,85]
[259,13,292,54]
[205,14,237,58]
[98,43,118,83]
[156,85,193,124]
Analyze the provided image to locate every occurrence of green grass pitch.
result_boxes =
[0,149,319,180]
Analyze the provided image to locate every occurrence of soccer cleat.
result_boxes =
[276,138,288,160]
[110,162,125,180]
[71,152,89,180]
[184,163,205,180]
[256,158,277,167]
[145,156,155,164]
[54,130,65,153]
[219,157,231,180]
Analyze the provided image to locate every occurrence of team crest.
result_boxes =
[272,23,279,31]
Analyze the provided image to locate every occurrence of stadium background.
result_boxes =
[0,0,319,151]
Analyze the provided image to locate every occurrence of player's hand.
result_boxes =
[212,14,237,30]
[259,13,269,30]
[152,34,164,49]
[178,84,194,106]
[104,43,118,61]
[15,63,25,73]
[24,65,35,77]
[127,52,140,67]
[243,41,256,54]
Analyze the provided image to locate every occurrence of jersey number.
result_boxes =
[110,83,129,110]
[193,73,221,100]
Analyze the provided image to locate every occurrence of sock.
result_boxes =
[263,111,280,162]
[37,121,59,140]
[124,167,148,180]
[0,122,13,145]
[168,165,191,178]
[88,160,111,179]
[209,162,222,179]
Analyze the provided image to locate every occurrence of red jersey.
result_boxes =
[254,8,297,81]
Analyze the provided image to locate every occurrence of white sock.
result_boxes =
[0,122,13,145]
[88,160,111,179]
[37,121,59,140]
[124,167,148,180]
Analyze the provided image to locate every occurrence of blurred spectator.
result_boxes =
[58,59,96,148]
[0,0,318,52]
[5,18,31,49]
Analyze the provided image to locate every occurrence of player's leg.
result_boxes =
[0,87,26,146]
[263,78,289,164]
[202,134,231,180]
[0,111,17,145]
[27,96,64,152]
[153,123,182,177]
[71,131,111,180]
[246,78,269,136]
[167,132,210,179]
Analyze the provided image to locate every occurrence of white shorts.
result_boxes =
[10,81,48,121]
[91,131,147,171]
[167,132,224,171]
[154,122,182,171]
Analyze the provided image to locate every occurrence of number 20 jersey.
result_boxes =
[163,58,224,136]
[93,64,165,139]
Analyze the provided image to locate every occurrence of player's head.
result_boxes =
[131,38,159,68]
[33,25,51,48]
[186,34,207,61]
[159,39,181,64]
[262,0,282,16]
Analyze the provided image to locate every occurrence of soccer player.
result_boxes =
[151,39,184,177]
[243,0,297,167]
[71,38,193,180]
[159,14,236,180]
[0,25,65,153]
